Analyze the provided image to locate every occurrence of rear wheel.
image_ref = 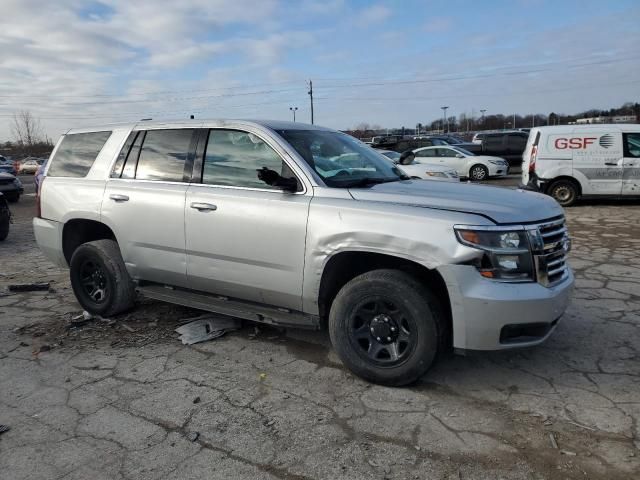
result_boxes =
[548,179,578,207]
[469,164,489,181]
[69,239,135,316]
[328,269,443,386]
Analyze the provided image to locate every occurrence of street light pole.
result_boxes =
[289,107,298,122]
[480,109,486,127]
[441,106,449,133]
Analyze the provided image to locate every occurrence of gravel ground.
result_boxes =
[0,178,638,480]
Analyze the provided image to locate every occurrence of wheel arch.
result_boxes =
[545,175,582,196]
[317,250,452,347]
[62,218,117,264]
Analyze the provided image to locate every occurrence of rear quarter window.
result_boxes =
[47,131,112,178]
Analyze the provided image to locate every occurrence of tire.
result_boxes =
[0,210,9,241]
[328,269,444,387]
[69,239,135,317]
[547,179,578,207]
[469,164,489,181]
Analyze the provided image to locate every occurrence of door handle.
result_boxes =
[109,194,129,202]
[190,202,217,212]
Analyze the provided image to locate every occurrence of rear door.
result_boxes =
[184,128,311,311]
[622,132,640,195]
[102,128,197,287]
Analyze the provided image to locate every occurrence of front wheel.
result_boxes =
[469,164,489,181]
[548,179,578,207]
[69,239,135,317]
[328,269,443,386]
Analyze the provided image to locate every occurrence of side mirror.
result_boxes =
[257,167,298,192]
[398,151,415,165]
[455,153,464,158]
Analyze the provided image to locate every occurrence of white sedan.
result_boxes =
[411,146,509,181]
[377,150,459,182]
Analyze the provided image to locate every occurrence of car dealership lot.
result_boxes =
[0,180,638,480]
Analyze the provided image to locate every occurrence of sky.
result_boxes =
[1,0,639,141]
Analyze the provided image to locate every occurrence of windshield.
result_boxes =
[452,146,474,156]
[276,130,406,187]
[380,150,401,160]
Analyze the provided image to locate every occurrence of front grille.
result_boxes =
[532,217,570,287]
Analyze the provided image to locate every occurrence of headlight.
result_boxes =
[488,160,503,165]
[425,171,447,178]
[454,226,534,281]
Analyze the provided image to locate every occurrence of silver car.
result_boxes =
[34,120,573,386]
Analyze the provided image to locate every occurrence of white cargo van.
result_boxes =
[522,124,640,206]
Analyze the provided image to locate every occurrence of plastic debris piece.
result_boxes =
[549,433,558,449]
[186,431,199,442]
[259,373,267,381]
[8,282,50,292]
[175,316,241,345]
[0,425,10,435]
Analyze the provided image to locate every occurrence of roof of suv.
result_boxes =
[65,119,333,135]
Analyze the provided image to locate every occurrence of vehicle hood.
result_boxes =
[405,162,455,172]
[348,180,563,224]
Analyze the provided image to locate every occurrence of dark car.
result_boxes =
[478,131,529,166]
[424,135,483,154]
[0,156,18,176]
[0,192,10,241]
[0,172,24,202]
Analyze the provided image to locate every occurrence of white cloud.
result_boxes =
[358,4,391,27]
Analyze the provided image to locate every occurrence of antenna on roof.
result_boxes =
[190,115,194,119]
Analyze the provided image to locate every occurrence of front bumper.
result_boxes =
[437,264,574,351]
[33,217,67,268]
[488,163,509,177]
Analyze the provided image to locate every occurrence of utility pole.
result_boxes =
[441,106,449,133]
[480,109,486,127]
[289,107,298,122]
[307,80,314,124]
[513,113,516,129]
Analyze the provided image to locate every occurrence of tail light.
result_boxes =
[36,177,44,218]
[528,145,538,173]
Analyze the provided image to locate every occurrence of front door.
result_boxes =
[622,132,640,195]
[185,128,311,311]
[102,128,196,287]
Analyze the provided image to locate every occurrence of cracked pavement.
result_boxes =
[0,188,639,479]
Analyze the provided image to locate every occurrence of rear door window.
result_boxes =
[415,149,437,158]
[135,129,195,182]
[47,131,112,177]
[506,133,527,150]
[623,133,640,158]
[483,135,504,150]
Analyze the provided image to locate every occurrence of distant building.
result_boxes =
[574,115,637,124]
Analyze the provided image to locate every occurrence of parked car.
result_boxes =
[35,159,48,194]
[471,131,529,166]
[0,156,18,176]
[412,145,509,181]
[0,172,23,202]
[423,135,483,154]
[522,124,640,206]
[35,120,573,386]
[19,158,41,174]
[377,150,459,182]
[0,192,10,241]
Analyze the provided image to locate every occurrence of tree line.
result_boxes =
[1,110,54,158]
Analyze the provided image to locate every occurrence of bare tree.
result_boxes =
[11,110,44,147]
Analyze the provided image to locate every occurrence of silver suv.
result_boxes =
[34,120,573,385]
